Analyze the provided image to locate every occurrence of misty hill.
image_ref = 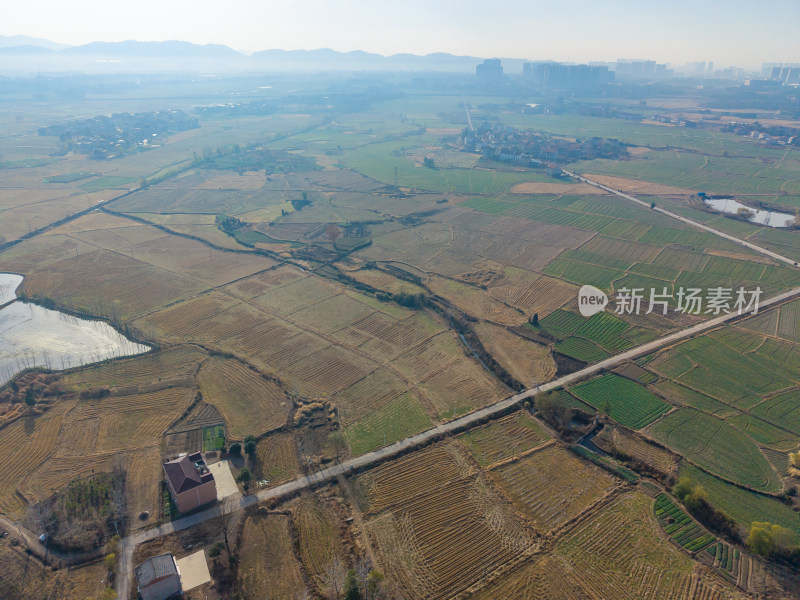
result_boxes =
[61,40,243,58]
[0,35,70,51]
[0,38,529,74]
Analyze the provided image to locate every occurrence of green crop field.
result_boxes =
[654,494,717,552]
[752,389,800,438]
[649,408,781,492]
[570,373,670,429]
[573,311,633,352]
[554,337,610,363]
[203,425,226,452]
[343,392,432,456]
[79,175,138,191]
[680,464,800,544]
[539,309,584,336]
[649,327,800,411]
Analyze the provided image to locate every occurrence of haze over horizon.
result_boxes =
[3,0,798,69]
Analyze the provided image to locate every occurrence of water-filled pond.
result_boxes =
[0,273,149,386]
[703,198,796,228]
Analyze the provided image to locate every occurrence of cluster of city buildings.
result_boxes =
[476,58,800,90]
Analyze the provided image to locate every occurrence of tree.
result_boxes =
[103,553,117,571]
[684,485,708,512]
[355,556,372,600]
[244,435,257,459]
[209,541,225,562]
[366,570,384,600]
[236,467,252,491]
[344,569,361,600]
[321,554,346,600]
[789,451,800,468]
[650,201,656,209]
[530,313,539,326]
[423,156,435,169]
[229,442,242,456]
[535,391,571,430]
[673,476,694,501]
[24,387,36,407]
[747,521,793,557]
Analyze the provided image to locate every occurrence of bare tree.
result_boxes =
[320,553,346,600]
[110,462,128,536]
[218,496,241,556]
[328,431,347,462]
[355,555,373,600]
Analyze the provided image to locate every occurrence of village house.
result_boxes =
[135,553,182,600]
[163,452,217,514]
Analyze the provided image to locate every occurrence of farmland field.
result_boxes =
[648,408,781,492]
[239,513,308,599]
[3,78,800,600]
[594,426,677,475]
[680,464,800,544]
[489,445,617,532]
[570,373,671,429]
[472,491,746,600]
[457,410,552,466]
[197,356,289,439]
[359,441,536,600]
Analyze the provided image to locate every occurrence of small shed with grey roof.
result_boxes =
[135,553,182,600]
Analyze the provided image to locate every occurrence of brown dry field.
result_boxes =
[489,445,617,533]
[191,169,268,190]
[197,356,290,439]
[427,274,527,325]
[255,431,299,484]
[0,346,202,527]
[0,541,109,600]
[510,182,610,195]
[469,491,748,600]
[239,513,308,598]
[594,425,677,475]
[583,173,696,196]
[628,146,653,156]
[474,322,556,387]
[359,442,536,600]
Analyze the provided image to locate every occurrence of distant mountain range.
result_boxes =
[0,34,71,51]
[0,36,527,73]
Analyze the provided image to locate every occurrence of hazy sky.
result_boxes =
[3,0,798,67]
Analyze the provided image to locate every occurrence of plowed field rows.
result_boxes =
[490,445,616,532]
[198,357,288,438]
[458,411,552,466]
